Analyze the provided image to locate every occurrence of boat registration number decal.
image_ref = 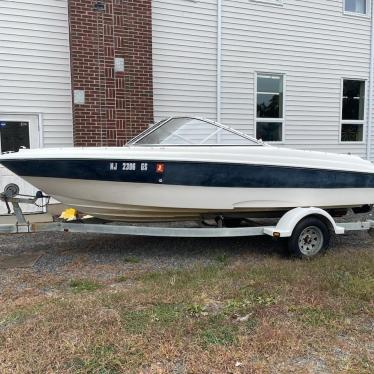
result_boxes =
[123,162,136,171]
[109,162,148,172]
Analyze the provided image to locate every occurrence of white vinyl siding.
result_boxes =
[0,0,72,214]
[153,0,371,158]
[250,0,284,6]
[0,0,73,148]
[152,0,217,120]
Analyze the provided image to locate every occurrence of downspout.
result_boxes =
[217,0,222,123]
[367,0,374,160]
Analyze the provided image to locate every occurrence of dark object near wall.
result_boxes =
[352,205,372,214]
[94,1,105,12]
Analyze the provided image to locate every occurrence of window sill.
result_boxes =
[343,10,370,19]
[257,140,285,144]
[339,140,366,144]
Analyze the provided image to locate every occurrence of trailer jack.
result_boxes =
[0,184,50,226]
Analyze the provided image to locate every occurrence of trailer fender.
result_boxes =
[263,207,345,238]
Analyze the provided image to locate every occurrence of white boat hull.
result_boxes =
[23,176,374,222]
[2,142,374,222]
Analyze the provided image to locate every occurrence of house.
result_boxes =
[0,0,373,214]
[153,0,373,155]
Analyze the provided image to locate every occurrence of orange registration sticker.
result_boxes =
[156,163,165,174]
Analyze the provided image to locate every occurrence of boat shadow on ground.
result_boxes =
[2,229,372,273]
[1,231,283,262]
[31,234,288,273]
[81,234,284,259]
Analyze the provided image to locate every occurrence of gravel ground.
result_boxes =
[0,211,373,286]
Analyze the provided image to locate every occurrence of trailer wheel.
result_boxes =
[288,217,330,258]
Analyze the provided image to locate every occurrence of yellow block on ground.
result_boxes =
[59,208,78,221]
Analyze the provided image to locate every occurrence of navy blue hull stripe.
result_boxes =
[2,159,374,189]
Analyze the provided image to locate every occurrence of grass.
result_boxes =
[291,306,342,328]
[0,247,372,373]
[200,324,238,348]
[69,279,102,293]
[187,303,205,317]
[67,344,135,374]
[122,304,182,334]
[215,253,230,265]
[0,304,43,329]
[122,256,141,264]
[115,275,127,283]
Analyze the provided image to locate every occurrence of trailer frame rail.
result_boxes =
[1,185,374,241]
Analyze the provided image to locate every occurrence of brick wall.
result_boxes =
[68,0,154,146]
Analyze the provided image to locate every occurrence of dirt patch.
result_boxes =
[0,253,43,269]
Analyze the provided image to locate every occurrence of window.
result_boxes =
[256,74,284,142]
[0,121,30,153]
[341,80,365,142]
[344,0,367,15]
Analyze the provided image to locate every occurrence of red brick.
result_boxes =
[68,0,154,146]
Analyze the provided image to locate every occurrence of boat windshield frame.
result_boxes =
[127,117,263,146]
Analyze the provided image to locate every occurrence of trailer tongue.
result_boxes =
[1,184,373,259]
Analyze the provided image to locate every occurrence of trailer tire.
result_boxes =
[288,217,330,259]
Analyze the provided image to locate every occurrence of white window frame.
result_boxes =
[343,0,370,17]
[339,78,367,144]
[254,72,286,143]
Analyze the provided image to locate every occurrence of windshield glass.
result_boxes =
[131,117,260,146]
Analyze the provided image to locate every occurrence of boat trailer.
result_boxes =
[1,184,374,258]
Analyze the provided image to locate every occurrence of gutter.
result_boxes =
[367,0,374,160]
[217,0,222,123]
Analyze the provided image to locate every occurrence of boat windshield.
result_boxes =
[130,117,261,146]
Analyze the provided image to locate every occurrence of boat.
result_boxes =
[1,116,374,222]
